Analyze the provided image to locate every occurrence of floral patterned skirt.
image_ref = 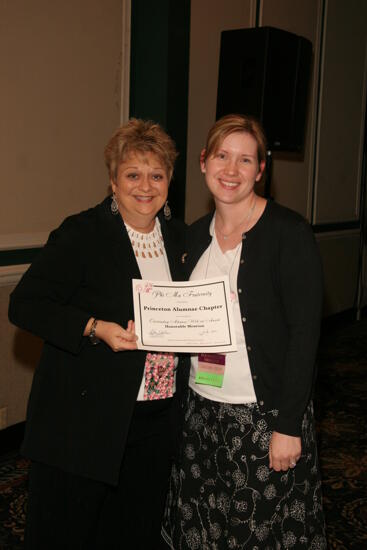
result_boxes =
[162,388,326,550]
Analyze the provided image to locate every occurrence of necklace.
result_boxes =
[125,219,164,258]
[215,196,257,240]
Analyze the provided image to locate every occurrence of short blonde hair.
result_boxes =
[104,118,178,181]
[203,114,267,164]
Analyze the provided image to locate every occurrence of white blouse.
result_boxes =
[189,216,257,404]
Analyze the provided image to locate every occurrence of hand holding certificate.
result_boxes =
[132,276,237,353]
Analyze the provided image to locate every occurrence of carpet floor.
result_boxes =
[1,319,367,549]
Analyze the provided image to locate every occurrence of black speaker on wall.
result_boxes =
[216,26,312,152]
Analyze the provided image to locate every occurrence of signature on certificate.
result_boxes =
[149,329,170,337]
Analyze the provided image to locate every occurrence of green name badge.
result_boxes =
[195,353,226,388]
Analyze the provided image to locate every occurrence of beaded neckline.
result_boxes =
[125,219,164,259]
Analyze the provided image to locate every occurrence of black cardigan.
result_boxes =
[8,197,188,485]
[185,200,323,437]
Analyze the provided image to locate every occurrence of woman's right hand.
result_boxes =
[97,319,138,351]
[85,319,138,351]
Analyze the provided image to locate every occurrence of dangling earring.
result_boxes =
[163,200,172,221]
[111,193,119,215]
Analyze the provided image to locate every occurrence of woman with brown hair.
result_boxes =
[163,114,326,549]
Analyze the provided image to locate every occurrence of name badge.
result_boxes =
[195,353,226,387]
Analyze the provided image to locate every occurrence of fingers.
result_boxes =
[270,459,294,472]
[114,327,138,350]
[121,328,137,342]
[116,340,138,351]
[126,320,135,333]
[270,456,300,471]
[268,432,301,471]
[96,320,138,352]
[114,320,137,342]
[110,336,138,352]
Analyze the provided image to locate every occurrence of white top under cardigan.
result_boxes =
[189,216,257,404]
[125,218,177,401]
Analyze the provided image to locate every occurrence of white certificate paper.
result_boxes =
[132,276,237,353]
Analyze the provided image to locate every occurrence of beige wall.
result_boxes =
[0,0,127,429]
[186,0,367,317]
[0,0,124,249]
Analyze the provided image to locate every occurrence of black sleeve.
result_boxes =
[274,219,323,436]
[8,216,92,355]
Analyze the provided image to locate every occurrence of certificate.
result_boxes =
[132,276,237,353]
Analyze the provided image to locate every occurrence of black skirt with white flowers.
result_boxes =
[162,388,326,550]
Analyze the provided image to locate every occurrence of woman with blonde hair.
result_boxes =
[9,118,188,549]
[163,114,326,549]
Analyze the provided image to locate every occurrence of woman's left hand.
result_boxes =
[269,431,301,471]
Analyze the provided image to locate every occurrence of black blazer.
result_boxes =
[9,197,188,485]
[185,200,323,437]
